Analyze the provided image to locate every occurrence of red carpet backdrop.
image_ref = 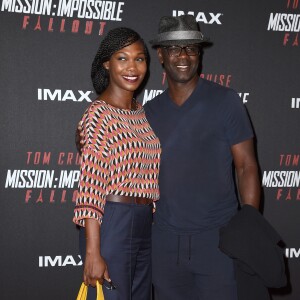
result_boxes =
[0,0,299,299]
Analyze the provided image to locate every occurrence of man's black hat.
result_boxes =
[149,15,209,46]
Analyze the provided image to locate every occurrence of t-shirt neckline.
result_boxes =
[165,79,203,111]
[95,99,143,114]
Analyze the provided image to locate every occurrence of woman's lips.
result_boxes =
[123,75,139,83]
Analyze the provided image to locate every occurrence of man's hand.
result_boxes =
[75,121,84,154]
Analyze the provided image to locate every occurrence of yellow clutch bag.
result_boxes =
[76,281,104,300]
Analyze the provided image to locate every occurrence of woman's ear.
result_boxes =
[103,61,109,70]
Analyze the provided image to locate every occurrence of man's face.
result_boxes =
[157,44,200,84]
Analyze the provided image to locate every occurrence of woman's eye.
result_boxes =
[136,57,145,62]
[117,57,126,61]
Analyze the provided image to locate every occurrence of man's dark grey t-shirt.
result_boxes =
[144,79,254,234]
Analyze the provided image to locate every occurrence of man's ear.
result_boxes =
[103,61,109,70]
[157,48,164,64]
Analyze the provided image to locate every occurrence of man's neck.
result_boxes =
[167,76,199,106]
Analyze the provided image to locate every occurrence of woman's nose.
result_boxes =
[126,60,137,71]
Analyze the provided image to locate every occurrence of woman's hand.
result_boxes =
[83,251,110,287]
[84,218,110,287]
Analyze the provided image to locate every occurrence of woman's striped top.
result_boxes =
[73,100,161,226]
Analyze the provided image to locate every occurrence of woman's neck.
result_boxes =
[99,88,134,110]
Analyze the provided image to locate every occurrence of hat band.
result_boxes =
[156,30,204,42]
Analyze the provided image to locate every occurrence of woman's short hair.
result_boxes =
[91,27,148,95]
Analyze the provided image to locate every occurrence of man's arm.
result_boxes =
[231,138,260,209]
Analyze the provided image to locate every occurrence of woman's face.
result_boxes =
[103,40,147,93]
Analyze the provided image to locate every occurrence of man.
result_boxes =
[144,15,260,300]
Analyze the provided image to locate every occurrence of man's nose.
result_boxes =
[178,47,189,57]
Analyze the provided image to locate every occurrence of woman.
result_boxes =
[73,27,161,300]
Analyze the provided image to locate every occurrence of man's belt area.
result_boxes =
[106,194,153,205]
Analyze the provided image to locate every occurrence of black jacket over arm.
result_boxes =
[219,205,287,300]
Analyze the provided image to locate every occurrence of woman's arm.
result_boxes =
[83,219,110,287]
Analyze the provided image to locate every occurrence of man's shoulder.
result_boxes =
[143,90,167,111]
[199,79,242,109]
[200,78,236,97]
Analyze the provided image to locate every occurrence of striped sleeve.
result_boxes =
[73,103,110,227]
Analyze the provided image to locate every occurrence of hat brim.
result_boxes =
[149,30,209,46]
[149,38,210,47]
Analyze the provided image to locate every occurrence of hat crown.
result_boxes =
[158,15,199,33]
[149,15,209,46]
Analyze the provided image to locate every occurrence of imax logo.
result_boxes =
[38,88,93,102]
[39,255,83,267]
[285,248,300,258]
[172,10,223,25]
[291,97,300,108]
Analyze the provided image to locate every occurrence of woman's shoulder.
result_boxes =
[85,99,144,118]
[83,99,110,118]
[80,100,111,129]
[87,99,108,112]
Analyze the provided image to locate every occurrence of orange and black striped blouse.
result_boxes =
[73,100,161,226]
